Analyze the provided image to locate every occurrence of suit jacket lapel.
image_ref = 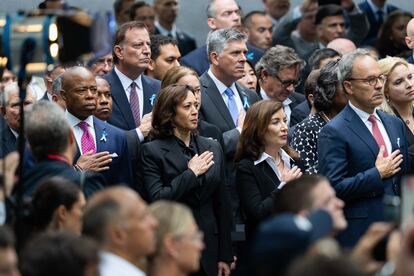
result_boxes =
[235,83,251,111]
[93,118,105,152]
[195,136,214,180]
[161,138,189,173]
[344,105,379,157]
[201,73,235,128]
[378,112,399,152]
[110,70,136,129]
[142,76,156,115]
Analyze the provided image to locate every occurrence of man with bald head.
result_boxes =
[405,18,414,64]
[327,38,356,55]
[181,0,263,76]
[83,186,158,276]
[60,66,132,187]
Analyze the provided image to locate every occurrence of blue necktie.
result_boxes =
[224,87,238,126]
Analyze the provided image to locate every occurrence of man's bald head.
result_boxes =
[327,38,356,55]
[406,18,414,50]
[61,66,95,92]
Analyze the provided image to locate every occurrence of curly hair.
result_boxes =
[314,61,340,112]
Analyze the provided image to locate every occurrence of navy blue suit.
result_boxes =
[318,105,409,246]
[74,117,133,187]
[181,44,263,77]
[104,69,160,131]
[407,55,414,65]
[358,0,398,46]
[290,101,310,127]
[0,126,16,158]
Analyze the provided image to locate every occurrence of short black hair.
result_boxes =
[273,175,327,214]
[315,4,343,25]
[243,10,268,27]
[308,48,340,70]
[150,34,178,60]
[129,1,150,21]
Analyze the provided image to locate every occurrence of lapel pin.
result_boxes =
[100,129,108,143]
[397,137,400,148]
[150,94,156,106]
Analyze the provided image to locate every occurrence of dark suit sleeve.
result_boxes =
[212,143,233,262]
[236,160,274,222]
[82,172,106,198]
[117,134,134,186]
[139,144,199,201]
[318,124,383,201]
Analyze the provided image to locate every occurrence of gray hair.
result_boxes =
[255,45,305,77]
[25,101,71,159]
[52,75,63,96]
[206,28,247,59]
[337,48,372,84]
[206,1,216,18]
[1,82,35,107]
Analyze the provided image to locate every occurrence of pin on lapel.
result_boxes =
[397,137,400,148]
[100,129,108,143]
[242,96,250,109]
[150,94,156,106]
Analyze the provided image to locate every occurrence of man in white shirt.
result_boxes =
[256,45,306,127]
[83,187,158,276]
[318,49,409,247]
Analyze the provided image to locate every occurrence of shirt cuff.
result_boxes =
[135,128,145,142]
[278,181,287,189]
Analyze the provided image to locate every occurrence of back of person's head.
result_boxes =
[308,48,340,70]
[313,61,341,113]
[31,177,82,234]
[25,101,71,160]
[315,4,343,26]
[255,45,305,78]
[161,66,198,89]
[129,1,150,20]
[20,232,99,276]
[286,254,364,276]
[303,69,321,106]
[273,175,327,214]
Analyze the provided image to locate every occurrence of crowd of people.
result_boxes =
[1,0,414,275]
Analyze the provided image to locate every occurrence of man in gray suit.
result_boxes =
[199,28,260,224]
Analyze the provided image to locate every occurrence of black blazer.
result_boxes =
[290,100,310,127]
[139,135,233,276]
[236,156,300,241]
[104,69,161,131]
[0,126,17,158]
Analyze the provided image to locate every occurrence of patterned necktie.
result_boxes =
[130,82,141,127]
[78,121,96,154]
[368,114,388,157]
[224,87,238,126]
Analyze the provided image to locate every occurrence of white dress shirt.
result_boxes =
[208,69,243,112]
[254,149,293,189]
[155,21,177,38]
[114,66,145,142]
[99,251,146,276]
[349,101,392,154]
[260,88,293,126]
[66,111,96,153]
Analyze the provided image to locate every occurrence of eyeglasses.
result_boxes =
[274,74,301,88]
[347,74,386,86]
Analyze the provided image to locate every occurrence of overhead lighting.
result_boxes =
[25,62,47,72]
[13,24,43,33]
[49,23,58,41]
[49,43,59,58]
[0,18,6,28]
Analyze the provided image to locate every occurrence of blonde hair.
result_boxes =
[378,56,412,115]
[148,200,195,256]
[161,66,198,89]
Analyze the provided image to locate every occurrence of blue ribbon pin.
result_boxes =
[242,96,250,109]
[149,94,156,106]
[100,129,108,143]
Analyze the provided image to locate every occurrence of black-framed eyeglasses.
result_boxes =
[273,74,301,88]
[347,74,386,86]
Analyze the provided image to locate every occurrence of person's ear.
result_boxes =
[56,204,68,222]
[163,234,179,259]
[114,45,124,61]
[405,36,413,49]
[343,80,353,95]
[207,18,217,30]
[210,52,220,67]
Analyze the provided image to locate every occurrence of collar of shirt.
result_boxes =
[100,251,146,276]
[155,21,177,38]
[114,66,143,92]
[348,101,380,123]
[254,148,291,166]
[66,111,95,129]
[9,127,18,139]
[260,88,292,106]
[207,69,237,96]
[367,0,386,15]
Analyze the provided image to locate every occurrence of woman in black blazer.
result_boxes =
[139,85,233,276]
[235,100,303,242]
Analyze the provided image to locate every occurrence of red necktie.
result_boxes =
[368,114,388,157]
[130,82,141,127]
[78,121,96,154]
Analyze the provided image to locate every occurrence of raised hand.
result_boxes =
[375,147,403,179]
[188,151,214,177]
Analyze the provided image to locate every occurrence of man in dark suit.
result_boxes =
[358,0,398,46]
[256,45,306,126]
[153,0,196,56]
[104,21,160,144]
[406,18,414,64]
[22,101,104,198]
[199,28,260,229]
[61,67,132,187]
[180,0,263,76]
[41,64,66,101]
[0,83,35,158]
[318,49,409,247]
